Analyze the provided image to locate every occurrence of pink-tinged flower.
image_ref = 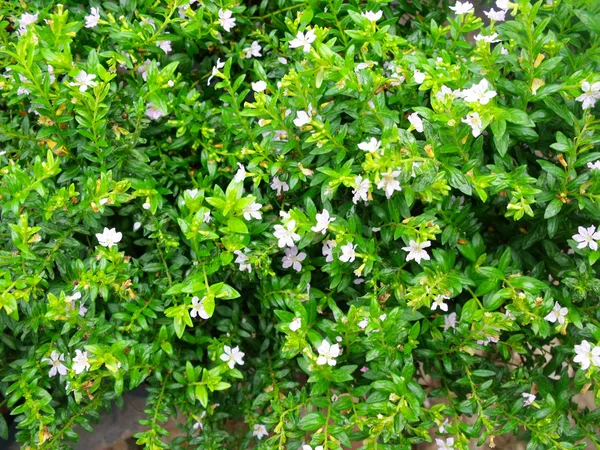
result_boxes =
[484,8,506,21]
[522,392,536,407]
[573,340,600,370]
[444,312,457,332]
[402,240,431,264]
[435,437,455,450]
[145,102,166,120]
[572,225,600,250]
[85,7,100,28]
[270,176,290,195]
[234,250,252,272]
[18,12,38,35]
[289,30,316,52]
[156,40,172,54]
[42,351,68,377]
[322,239,336,263]
[282,246,306,272]
[316,340,340,366]
[190,296,210,319]
[253,424,268,439]
[220,345,244,369]
[588,161,600,170]
[218,9,236,32]
[243,41,262,58]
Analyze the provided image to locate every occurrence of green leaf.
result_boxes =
[227,217,248,234]
[297,412,326,431]
[543,198,563,219]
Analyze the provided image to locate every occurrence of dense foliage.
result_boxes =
[1,0,600,449]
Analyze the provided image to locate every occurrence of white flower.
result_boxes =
[85,7,100,28]
[234,250,252,272]
[576,81,600,110]
[186,188,199,199]
[573,225,600,250]
[203,211,211,223]
[282,246,306,272]
[278,56,288,64]
[573,340,600,370]
[79,303,88,316]
[436,437,455,450]
[190,296,210,319]
[18,12,38,34]
[358,319,369,330]
[273,220,301,248]
[270,176,290,195]
[43,351,68,377]
[133,221,142,231]
[413,69,426,84]
[500,46,509,55]
[294,110,312,127]
[146,102,166,120]
[251,80,267,92]
[588,161,600,170]
[439,418,450,434]
[140,17,156,29]
[207,58,225,86]
[377,169,402,199]
[244,41,262,59]
[316,340,340,366]
[143,202,151,210]
[311,209,335,234]
[289,317,302,332]
[449,1,474,14]
[522,393,536,407]
[168,79,175,87]
[302,446,323,450]
[289,30,316,53]
[485,8,506,21]
[496,0,509,9]
[436,86,454,101]
[218,9,236,32]
[339,242,357,263]
[474,33,501,43]
[444,312,457,332]
[220,345,245,369]
[402,240,431,264]
[462,112,483,137]
[408,112,424,133]
[362,10,383,21]
[156,40,172,54]
[253,424,268,440]
[544,302,568,324]
[233,162,246,183]
[243,202,262,221]
[322,240,336,263]
[358,137,381,153]
[70,70,97,92]
[95,227,122,248]
[72,350,90,374]
[352,175,370,204]
[17,87,30,96]
[462,79,497,105]
[432,295,449,312]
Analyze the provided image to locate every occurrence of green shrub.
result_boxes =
[0,0,600,449]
